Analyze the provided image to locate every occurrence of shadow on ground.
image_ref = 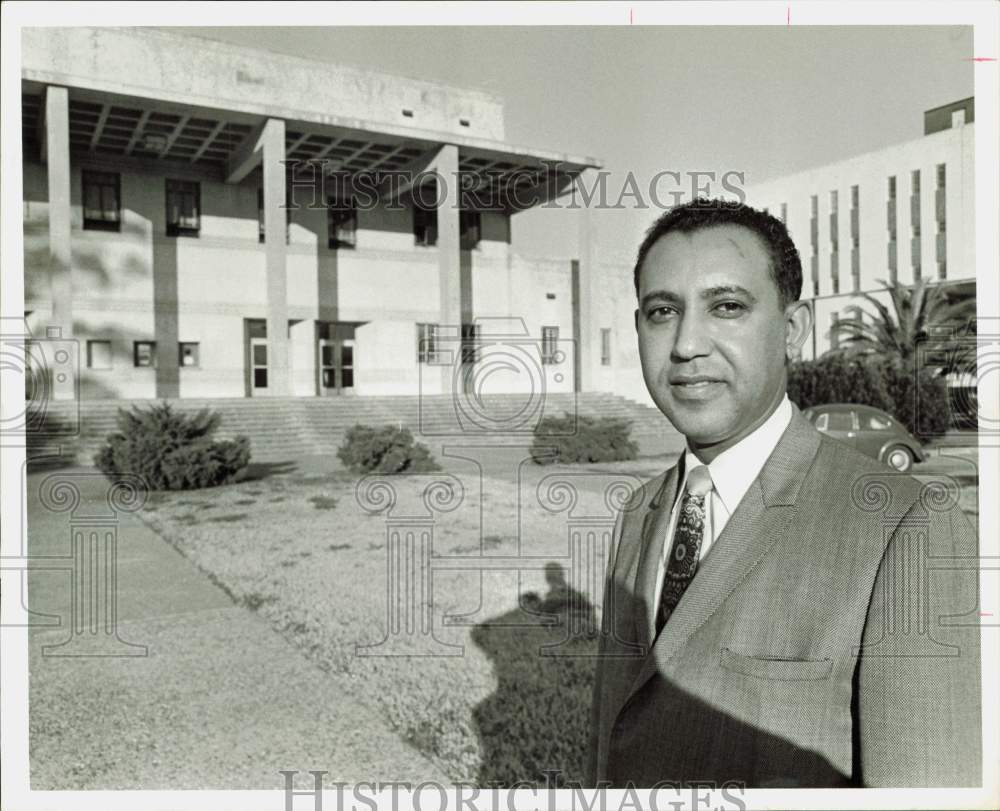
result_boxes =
[470,563,597,787]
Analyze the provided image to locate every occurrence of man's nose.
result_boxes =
[671,311,711,360]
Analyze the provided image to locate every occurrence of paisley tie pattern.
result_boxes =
[656,465,713,636]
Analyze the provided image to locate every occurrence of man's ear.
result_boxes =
[634,308,639,333]
[784,300,812,359]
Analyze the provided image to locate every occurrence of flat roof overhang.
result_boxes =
[22,80,601,213]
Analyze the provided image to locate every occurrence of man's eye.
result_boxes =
[646,306,677,321]
[713,301,746,316]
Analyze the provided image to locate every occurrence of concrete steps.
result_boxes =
[26,393,684,464]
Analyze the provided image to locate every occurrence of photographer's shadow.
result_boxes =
[470,563,597,788]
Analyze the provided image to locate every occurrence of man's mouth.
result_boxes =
[667,376,725,399]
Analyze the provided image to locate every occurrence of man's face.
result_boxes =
[635,224,790,457]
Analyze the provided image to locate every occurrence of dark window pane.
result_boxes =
[321,345,334,366]
[322,368,335,388]
[252,344,267,365]
[254,368,268,388]
[166,179,200,235]
[341,368,353,388]
[83,171,121,231]
[341,345,353,366]
[828,413,853,431]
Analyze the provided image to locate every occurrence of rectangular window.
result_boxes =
[179,342,200,368]
[541,326,560,365]
[166,179,200,237]
[809,194,818,251]
[600,328,612,366]
[829,190,839,256]
[133,341,156,368]
[416,322,440,364]
[258,187,291,244]
[460,210,481,250]
[327,197,357,249]
[82,170,121,231]
[460,323,479,364]
[87,340,112,370]
[935,164,947,280]
[413,204,438,247]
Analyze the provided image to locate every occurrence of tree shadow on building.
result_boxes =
[469,562,597,788]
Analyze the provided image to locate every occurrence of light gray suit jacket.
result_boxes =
[588,405,981,788]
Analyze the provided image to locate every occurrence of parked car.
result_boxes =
[802,403,927,472]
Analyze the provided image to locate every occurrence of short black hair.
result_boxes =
[633,198,802,308]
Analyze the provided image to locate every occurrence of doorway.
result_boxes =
[246,319,269,394]
[317,321,357,396]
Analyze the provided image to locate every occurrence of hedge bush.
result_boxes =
[94,401,251,490]
[788,354,950,441]
[530,413,638,465]
[336,424,440,474]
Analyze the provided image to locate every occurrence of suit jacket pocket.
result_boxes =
[720,648,833,681]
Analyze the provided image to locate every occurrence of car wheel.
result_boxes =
[885,445,914,472]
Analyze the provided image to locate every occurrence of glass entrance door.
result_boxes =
[250,337,268,391]
[318,336,355,395]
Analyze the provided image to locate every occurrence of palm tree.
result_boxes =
[827,278,975,370]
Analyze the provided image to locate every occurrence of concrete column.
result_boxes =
[434,144,461,396]
[45,86,75,400]
[575,168,598,392]
[435,144,461,327]
[262,118,290,396]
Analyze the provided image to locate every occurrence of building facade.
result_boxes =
[21,27,609,401]
[743,98,975,361]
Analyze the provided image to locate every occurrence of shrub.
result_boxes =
[530,413,638,465]
[788,354,950,442]
[94,401,251,489]
[336,424,440,474]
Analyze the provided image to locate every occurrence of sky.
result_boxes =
[178,25,974,267]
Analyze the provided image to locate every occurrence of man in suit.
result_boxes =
[587,199,981,788]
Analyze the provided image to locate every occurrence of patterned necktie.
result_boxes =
[656,464,713,636]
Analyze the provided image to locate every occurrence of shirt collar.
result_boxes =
[681,395,793,515]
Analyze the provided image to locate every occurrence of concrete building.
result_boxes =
[21,27,613,402]
[744,97,976,360]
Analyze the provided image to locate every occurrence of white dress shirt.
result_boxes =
[653,395,793,611]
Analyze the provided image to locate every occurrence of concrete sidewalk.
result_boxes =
[26,465,448,789]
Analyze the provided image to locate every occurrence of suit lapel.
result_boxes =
[620,407,822,709]
[633,462,682,651]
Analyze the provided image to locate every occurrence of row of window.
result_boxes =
[85,340,200,369]
[799,164,948,298]
[80,170,485,249]
[415,324,592,366]
[83,326,608,371]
